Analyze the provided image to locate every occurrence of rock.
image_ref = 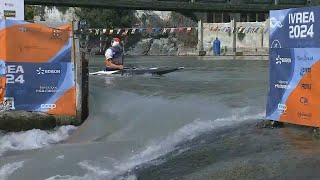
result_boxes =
[126,37,180,56]
[255,120,284,129]
[168,46,178,56]
[126,38,153,56]
[96,37,202,56]
[148,40,161,55]
[148,38,178,56]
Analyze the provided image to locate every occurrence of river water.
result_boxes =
[1,56,320,180]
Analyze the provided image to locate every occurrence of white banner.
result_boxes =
[0,0,24,20]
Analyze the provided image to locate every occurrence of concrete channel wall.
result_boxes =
[199,19,270,55]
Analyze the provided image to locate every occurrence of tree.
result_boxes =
[74,8,137,28]
[24,5,35,21]
[27,5,46,21]
[73,8,139,53]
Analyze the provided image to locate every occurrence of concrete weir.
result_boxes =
[0,20,89,132]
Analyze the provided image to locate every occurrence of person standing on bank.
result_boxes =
[104,38,124,71]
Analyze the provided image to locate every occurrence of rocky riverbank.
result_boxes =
[90,37,269,57]
[126,38,200,56]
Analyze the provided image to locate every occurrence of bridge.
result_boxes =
[25,0,318,13]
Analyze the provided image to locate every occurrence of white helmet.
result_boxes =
[111,38,120,47]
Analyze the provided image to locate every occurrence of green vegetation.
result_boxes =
[24,5,35,21]
[24,5,46,21]
[74,8,138,52]
[74,8,137,28]
[310,0,320,5]
[24,5,73,21]
[22,6,198,50]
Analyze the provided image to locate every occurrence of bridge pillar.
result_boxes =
[232,19,237,53]
[74,20,89,123]
[230,13,240,53]
[198,19,206,56]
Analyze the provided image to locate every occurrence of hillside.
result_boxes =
[29,6,198,56]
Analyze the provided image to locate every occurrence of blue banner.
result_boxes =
[266,6,320,127]
[266,47,320,127]
[5,62,74,112]
[266,48,295,118]
[270,6,320,49]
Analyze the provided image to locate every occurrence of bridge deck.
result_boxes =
[25,0,306,12]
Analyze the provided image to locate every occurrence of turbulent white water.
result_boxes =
[0,161,25,180]
[45,109,264,180]
[0,125,77,156]
[0,57,269,180]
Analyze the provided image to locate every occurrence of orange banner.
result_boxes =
[0,19,76,116]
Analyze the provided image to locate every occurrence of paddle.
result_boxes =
[121,39,125,76]
[121,37,136,70]
[122,43,125,66]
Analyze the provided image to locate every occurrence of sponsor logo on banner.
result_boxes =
[51,29,62,39]
[297,112,312,119]
[4,3,14,7]
[275,80,291,89]
[0,97,15,112]
[19,26,27,32]
[271,40,282,48]
[301,83,312,90]
[41,104,57,110]
[300,97,309,105]
[275,55,292,65]
[278,103,287,111]
[297,55,314,61]
[300,67,311,77]
[19,26,42,33]
[270,17,284,29]
[4,10,16,17]
[36,67,61,75]
[36,86,58,93]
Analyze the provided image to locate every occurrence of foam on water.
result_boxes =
[45,109,265,180]
[56,155,65,160]
[0,125,77,156]
[0,161,25,180]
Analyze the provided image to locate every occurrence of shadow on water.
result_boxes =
[132,122,320,180]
